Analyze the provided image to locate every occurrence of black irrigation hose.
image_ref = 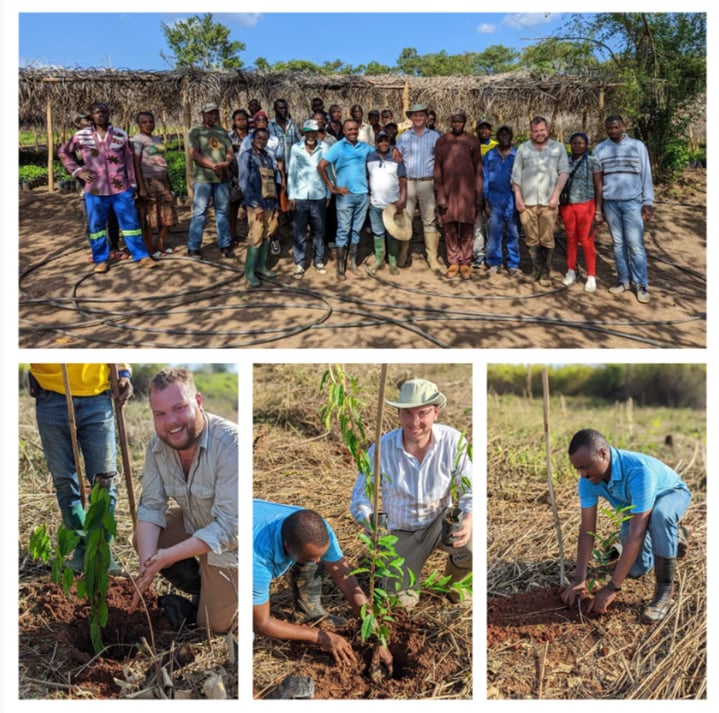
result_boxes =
[19,247,705,349]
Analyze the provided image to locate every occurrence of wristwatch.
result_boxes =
[606,580,622,592]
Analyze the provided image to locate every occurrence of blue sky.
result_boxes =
[17,12,570,71]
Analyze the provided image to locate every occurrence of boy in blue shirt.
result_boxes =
[561,429,691,624]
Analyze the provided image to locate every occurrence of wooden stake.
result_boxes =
[61,365,85,508]
[109,364,137,527]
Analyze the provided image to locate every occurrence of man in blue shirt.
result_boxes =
[483,126,520,276]
[253,499,393,670]
[561,429,691,624]
[318,119,373,280]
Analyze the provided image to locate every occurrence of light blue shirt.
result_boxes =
[323,138,373,194]
[578,447,689,513]
[287,139,330,201]
[593,134,654,205]
[253,499,344,605]
[395,127,440,178]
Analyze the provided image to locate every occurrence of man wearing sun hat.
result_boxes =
[395,104,442,273]
[350,379,473,608]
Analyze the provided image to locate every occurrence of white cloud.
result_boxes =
[477,23,496,34]
[234,13,262,28]
[502,13,554,30]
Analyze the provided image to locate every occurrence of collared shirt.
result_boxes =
[239,132,284,165]
[578,447,690,513]
[252,499,344,605]
[366,149,406,207]
[593,134,654,205]
[58,125,136,195]
[395,127,440,178]
[350,424,473,531]
[268,117,301,168]
[511,139,570,205]
[322,138,373,194]
[137,412,238,569]
[287,139,330,201]
[483,146,517,207]
[480,138,499,157]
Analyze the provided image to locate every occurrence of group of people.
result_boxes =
[253,378,473,667]
[59,97,655,302]
[30,364,238,634]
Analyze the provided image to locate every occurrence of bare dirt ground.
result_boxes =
[18,169,706,349]
[252,363,473,699]
[487,394,706,699]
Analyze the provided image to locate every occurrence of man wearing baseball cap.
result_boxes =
[350,379,473,608]
[186,102,235,259]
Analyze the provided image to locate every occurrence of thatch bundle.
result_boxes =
[19,66,623,141]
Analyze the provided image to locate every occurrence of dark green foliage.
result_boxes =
[165,150,187,195]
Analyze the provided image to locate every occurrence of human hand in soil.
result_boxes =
[588,586,616,614]
[560,580,588,606]
[372,643,394,677]
[317,630,357,666]
[129,549,174,612]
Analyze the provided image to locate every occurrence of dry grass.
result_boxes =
[487,392,706,699]
[252,363,473,699]
[17,376,238,699]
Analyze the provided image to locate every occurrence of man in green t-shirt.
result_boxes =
[186,103,235,259]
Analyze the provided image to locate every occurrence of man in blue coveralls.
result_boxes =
[561,429,692,624]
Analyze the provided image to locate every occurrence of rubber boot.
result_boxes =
[160,556,202,595]
[641,556,676,624]
[60,503,86,573]
[387,236,400,275]
[529,246,542,281]
[397,240,410,268]
[290,562,347,625]
[444,555,473,606]
[424,230,442,273]
[348,244,361,275]
[245,244,261,287]
[336,246,347,281]
[370,237,386,271]
[541,247,554,285]
[256,240,278,279]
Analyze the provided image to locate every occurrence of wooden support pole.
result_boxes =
[46,99,55,193]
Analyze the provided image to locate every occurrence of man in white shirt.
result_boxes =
[350,379,472,608]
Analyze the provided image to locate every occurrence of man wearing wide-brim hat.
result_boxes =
[350,378,473,609]
[366,130,408,274]
[395,105,442,274]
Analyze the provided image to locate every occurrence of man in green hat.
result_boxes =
[350,378,473,608]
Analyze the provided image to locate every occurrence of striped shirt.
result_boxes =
[578,447,689,513]
[593,134,654,204]
[350,424,472,531]
[395,127,440,178]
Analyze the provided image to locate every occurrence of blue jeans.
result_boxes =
[486,204,520,268]
[35,389,118,510]
[368,205,386,238]
[335,192,369,248]
[187,181,232,251]
[292,199,326,265]
[85,190,148,262]
[620,487,691,576]
[603,198,648,287]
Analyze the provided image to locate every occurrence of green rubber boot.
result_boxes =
[245,244,261,287]
[370,237,386,271]
[257,240,278,279]
[60,503,86,573]
[387,236,400,275]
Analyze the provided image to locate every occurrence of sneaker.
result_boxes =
[93,261,109,273]
[138,256,159,269]
[609,282,630,295]
[488,265,500,276]
[562,269,577,286]
[162,247,174,255]
[221,247,235,258]
[151,250,163,259]
[188,249,202,259]
[507,267,519,277]
[584,276,597,293]
[637,286,651,304]
[270,239,281,255]
[314,262,327,274]
[472,258,483,270]
[293,264,305,279]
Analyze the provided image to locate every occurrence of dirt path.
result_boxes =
[18,170,706,349]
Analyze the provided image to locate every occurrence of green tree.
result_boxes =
[567,13,706,180]
[470,45,520,74]
[160,13,245,70]
[519,38,599,74]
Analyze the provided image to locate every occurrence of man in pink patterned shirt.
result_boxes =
[59,102,156,273]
